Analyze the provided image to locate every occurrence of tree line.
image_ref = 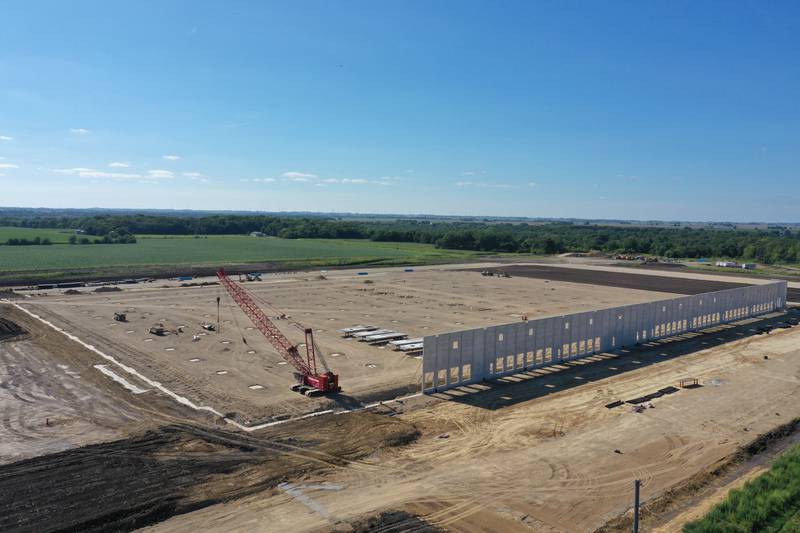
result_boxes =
[5,237,52,246]
[1,213,799,263]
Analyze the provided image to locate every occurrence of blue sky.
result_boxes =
[1,1,798,221]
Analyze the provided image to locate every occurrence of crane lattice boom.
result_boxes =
[216,268,339,394]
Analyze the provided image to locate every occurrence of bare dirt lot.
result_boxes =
[3,263,800,533]
[143,313,800,533]
[0,414,418,533]
[16,265,677,425]
[0,304,203,464]
[481,263,800,302]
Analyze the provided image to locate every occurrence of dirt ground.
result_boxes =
[15,265,678,424]
[0,305,190,464]
[484,263,800,302]
[142,312,800,533]
[0,413,419,533]
[4,262,800,533]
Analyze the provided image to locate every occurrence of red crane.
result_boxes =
[216,268,340,396]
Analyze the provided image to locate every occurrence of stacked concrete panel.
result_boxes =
[422,281,787,393]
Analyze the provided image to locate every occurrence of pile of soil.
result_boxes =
[350,510,443,532]
[0,317,26,339]
[64,289,82,295]
[0,413,419,532]
[0,289,20,299]
[94,286,122,293]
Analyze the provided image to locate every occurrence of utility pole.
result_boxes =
[216,296,220,333]
[633,479,641,533]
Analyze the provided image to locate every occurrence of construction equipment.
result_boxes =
[149,324,166,336]
[216,268,340,396]
[201,323,216,331]
[113,312,127,322]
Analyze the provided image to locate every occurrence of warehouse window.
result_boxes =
[452,340,459,350]
[450,367,459,384]
[462,364,471,381]
[497,333,504,342]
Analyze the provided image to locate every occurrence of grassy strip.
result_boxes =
[684,443,800,532]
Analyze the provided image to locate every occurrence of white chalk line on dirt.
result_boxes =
[93,364,149,394]
[4,301,422,433]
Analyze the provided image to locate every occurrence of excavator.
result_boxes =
[216,268,340,396]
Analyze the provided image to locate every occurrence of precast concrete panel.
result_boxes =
[422,281,788,393]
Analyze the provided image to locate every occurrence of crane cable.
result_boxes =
[220,290,249,347]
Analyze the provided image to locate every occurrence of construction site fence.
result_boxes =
[422,281,787,393]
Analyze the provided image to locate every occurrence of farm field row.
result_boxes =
[0,226,76,244]
[0,232,483,279]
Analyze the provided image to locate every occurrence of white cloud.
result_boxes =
[0,173,6,177]
[162,155,181,161]
[281,171,317,180]
[462,171,476,176]
[53,167,93,174]
[454,180,522,189]
[109,162,129,168]
[0,136,13,141]
[0,163,19,169]
[183,172,209,183]
[253,177,275,183]
[80,170,143,179]
[147,169,174,178]
[54,167,174,180]
[70,128,89,135]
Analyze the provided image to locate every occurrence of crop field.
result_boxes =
[685,442,800,532]
[0,233,482,277]
[0,226,76,244]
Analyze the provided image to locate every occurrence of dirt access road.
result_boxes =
[145,312,800,533]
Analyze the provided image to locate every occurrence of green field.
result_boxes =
[685,442,800,532]
[0,233,484,281]
[0,226,77,244]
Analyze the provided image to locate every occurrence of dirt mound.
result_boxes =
[0,289,20,299]
[0,413,419,533]
[64,289,82,295]
[94,286,122,293]
[349,510,443,532]
[0,317,26,339]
